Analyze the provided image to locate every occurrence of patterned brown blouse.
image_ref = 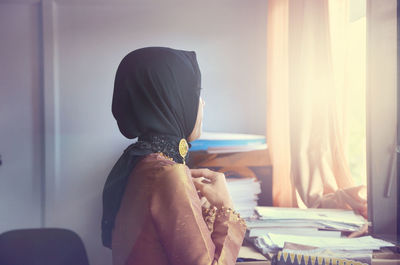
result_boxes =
[111,153,246,265]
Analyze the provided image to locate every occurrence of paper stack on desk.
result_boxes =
[226,176,261,219]
[246,207,395,254]
[253,206,366,232]
[247,206,366,239]
[254,234,395,254]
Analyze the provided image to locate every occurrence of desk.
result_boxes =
[236,245,400,265]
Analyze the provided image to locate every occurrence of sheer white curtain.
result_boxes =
[267,0,367,217]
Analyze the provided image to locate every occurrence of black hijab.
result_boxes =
[101,47,202,248]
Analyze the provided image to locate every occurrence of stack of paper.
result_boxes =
[190,132,267,153]
[250,206,367,233]
[246,207,396,254]
[226,177,261,219]
[253,234,395,254]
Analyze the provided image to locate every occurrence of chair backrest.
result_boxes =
[0,228,90,265]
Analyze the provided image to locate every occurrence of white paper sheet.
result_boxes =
[264,233,395,250]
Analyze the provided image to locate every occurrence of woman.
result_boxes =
[101,47,246,265]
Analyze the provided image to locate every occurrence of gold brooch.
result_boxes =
[179,138,188,164]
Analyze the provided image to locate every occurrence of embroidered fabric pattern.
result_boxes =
[202,206,217,232]
[157,152,174,162]
[136,134,188,164]
[216,206,247,228]
[203,205,247,231]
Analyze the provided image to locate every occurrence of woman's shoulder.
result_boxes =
[136,153,190,183]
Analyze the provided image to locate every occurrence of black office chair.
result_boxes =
[0,228,90,265]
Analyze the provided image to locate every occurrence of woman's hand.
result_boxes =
[190,168,234,209]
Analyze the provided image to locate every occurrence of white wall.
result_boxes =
[1,1,267,265]
[0,2,43,232]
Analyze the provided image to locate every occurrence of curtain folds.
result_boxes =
[267,0,367,217]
